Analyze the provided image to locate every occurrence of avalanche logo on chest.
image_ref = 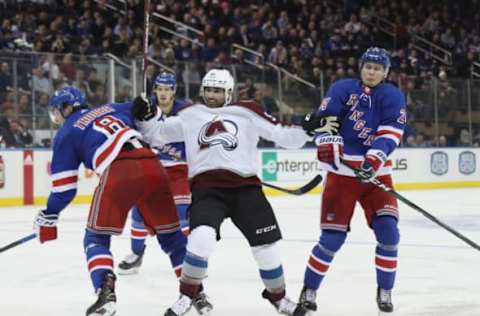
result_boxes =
[198,115,239,151]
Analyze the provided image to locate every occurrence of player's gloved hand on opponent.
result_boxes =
[33,210,59,243]
[315,134,344,170]
[355,154,384,182]
[301,113,340,136]
[132,93,157,121]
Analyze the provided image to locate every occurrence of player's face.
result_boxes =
[204,87,226,108]
[48,108,65,125]
[155,85,175,108]
[361,62,385,87]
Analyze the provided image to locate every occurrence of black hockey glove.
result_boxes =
[302,113,340,136]
[132,93,157,121]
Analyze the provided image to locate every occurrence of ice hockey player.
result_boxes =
[118,72,190,275]
[132,68,340,316]
[294,47,406,315]
[33,86,187,316]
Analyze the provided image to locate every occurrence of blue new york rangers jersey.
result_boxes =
[47,102,141,214]
[154,99,187,167]
[315,78,406,176]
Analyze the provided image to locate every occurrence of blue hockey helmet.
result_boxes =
[153,72,177,91]
[359,47,391,76]
[49,86,86,110]
[48,86,86,124]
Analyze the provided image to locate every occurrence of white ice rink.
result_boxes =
[1,188,480,316]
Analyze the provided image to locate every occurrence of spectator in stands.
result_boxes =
[9,119,32,147]
[0,62,13,95]
[456,128,472,146]
[261,85,280,118]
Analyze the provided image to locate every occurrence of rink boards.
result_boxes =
[0,148,479,206]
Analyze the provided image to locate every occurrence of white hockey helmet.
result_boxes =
[200,69,234,106]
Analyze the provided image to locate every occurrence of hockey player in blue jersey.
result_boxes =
[295,47,406,315]
[32,86,188,316]
[118,73,191,275]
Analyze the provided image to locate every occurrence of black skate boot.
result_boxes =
[193,291,213,315]
[86,272,117,316]
[262,289,298,316]
[164,294,193,316]
[117,245,146,275]
[293,286,317,316]
[376,287,394,313]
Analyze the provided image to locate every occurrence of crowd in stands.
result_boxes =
[0,0,479,148]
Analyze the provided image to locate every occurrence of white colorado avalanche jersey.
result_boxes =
[137,100,311,188]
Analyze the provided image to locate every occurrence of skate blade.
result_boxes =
[378,310,394,316]
[117,267,139,275]
[197,307,212,315]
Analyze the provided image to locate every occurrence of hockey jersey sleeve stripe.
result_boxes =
[51,170,78,181]
[52,175,78,187]
[51,182,77,193]
[376,133,401,145]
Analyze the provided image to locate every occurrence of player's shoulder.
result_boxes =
[377,82,403,96]
[230,99,264,113]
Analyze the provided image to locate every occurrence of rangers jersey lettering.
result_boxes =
[315,79,406,176]
[47,102,141,214]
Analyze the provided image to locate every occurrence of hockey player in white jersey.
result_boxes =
[132,69,339,316]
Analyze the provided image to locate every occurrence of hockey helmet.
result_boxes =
[153,72,177,92]
[200,69,234,106]
[359,47,391,77]
[48,86,86,124]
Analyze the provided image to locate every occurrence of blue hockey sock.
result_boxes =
[83,230,113,292]
[373,216,399,290]
[175,203,190,234]
[130,207,147,255]
[304,230,346,290]
[157,230,187,278]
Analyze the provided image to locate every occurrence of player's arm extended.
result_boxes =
[136,112,184,148]
[45,139,81,215]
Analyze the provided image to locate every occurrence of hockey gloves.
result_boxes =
[316,135,344,170]
[302,113,340,136]
[132,93,157,121]
[34,210,58,243]
[355,152,385,182]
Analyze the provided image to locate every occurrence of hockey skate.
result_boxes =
[376,287,394,313]
[117,245,145,275]
[192,291,213,315]
[293,286,317,316]
[262,289,298,316]
[86,272,117,316]
[164,294,193,316]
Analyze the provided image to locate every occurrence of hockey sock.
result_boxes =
[83,230,114,292]
[156,230,187,278]
[181,226,216,286]
[304,230,346,290]
[373,216,399,290]
[175,203,190,235]
[252,242,286,295]
[130,207,148,255]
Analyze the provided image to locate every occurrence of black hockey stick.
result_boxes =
[0,233,36,253]
[342,160,480,251]
[261,175,323,195]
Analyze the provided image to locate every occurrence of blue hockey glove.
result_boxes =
[354,154,383,182]
[33,210,58,243]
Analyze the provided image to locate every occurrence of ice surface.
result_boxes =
[1,188,479,315]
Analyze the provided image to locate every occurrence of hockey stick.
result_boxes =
[261,175,323,195]
[341,160,480,251]
[142,0,151,93]
[0,233,36,253]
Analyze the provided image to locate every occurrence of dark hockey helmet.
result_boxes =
[359,47,391,77]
